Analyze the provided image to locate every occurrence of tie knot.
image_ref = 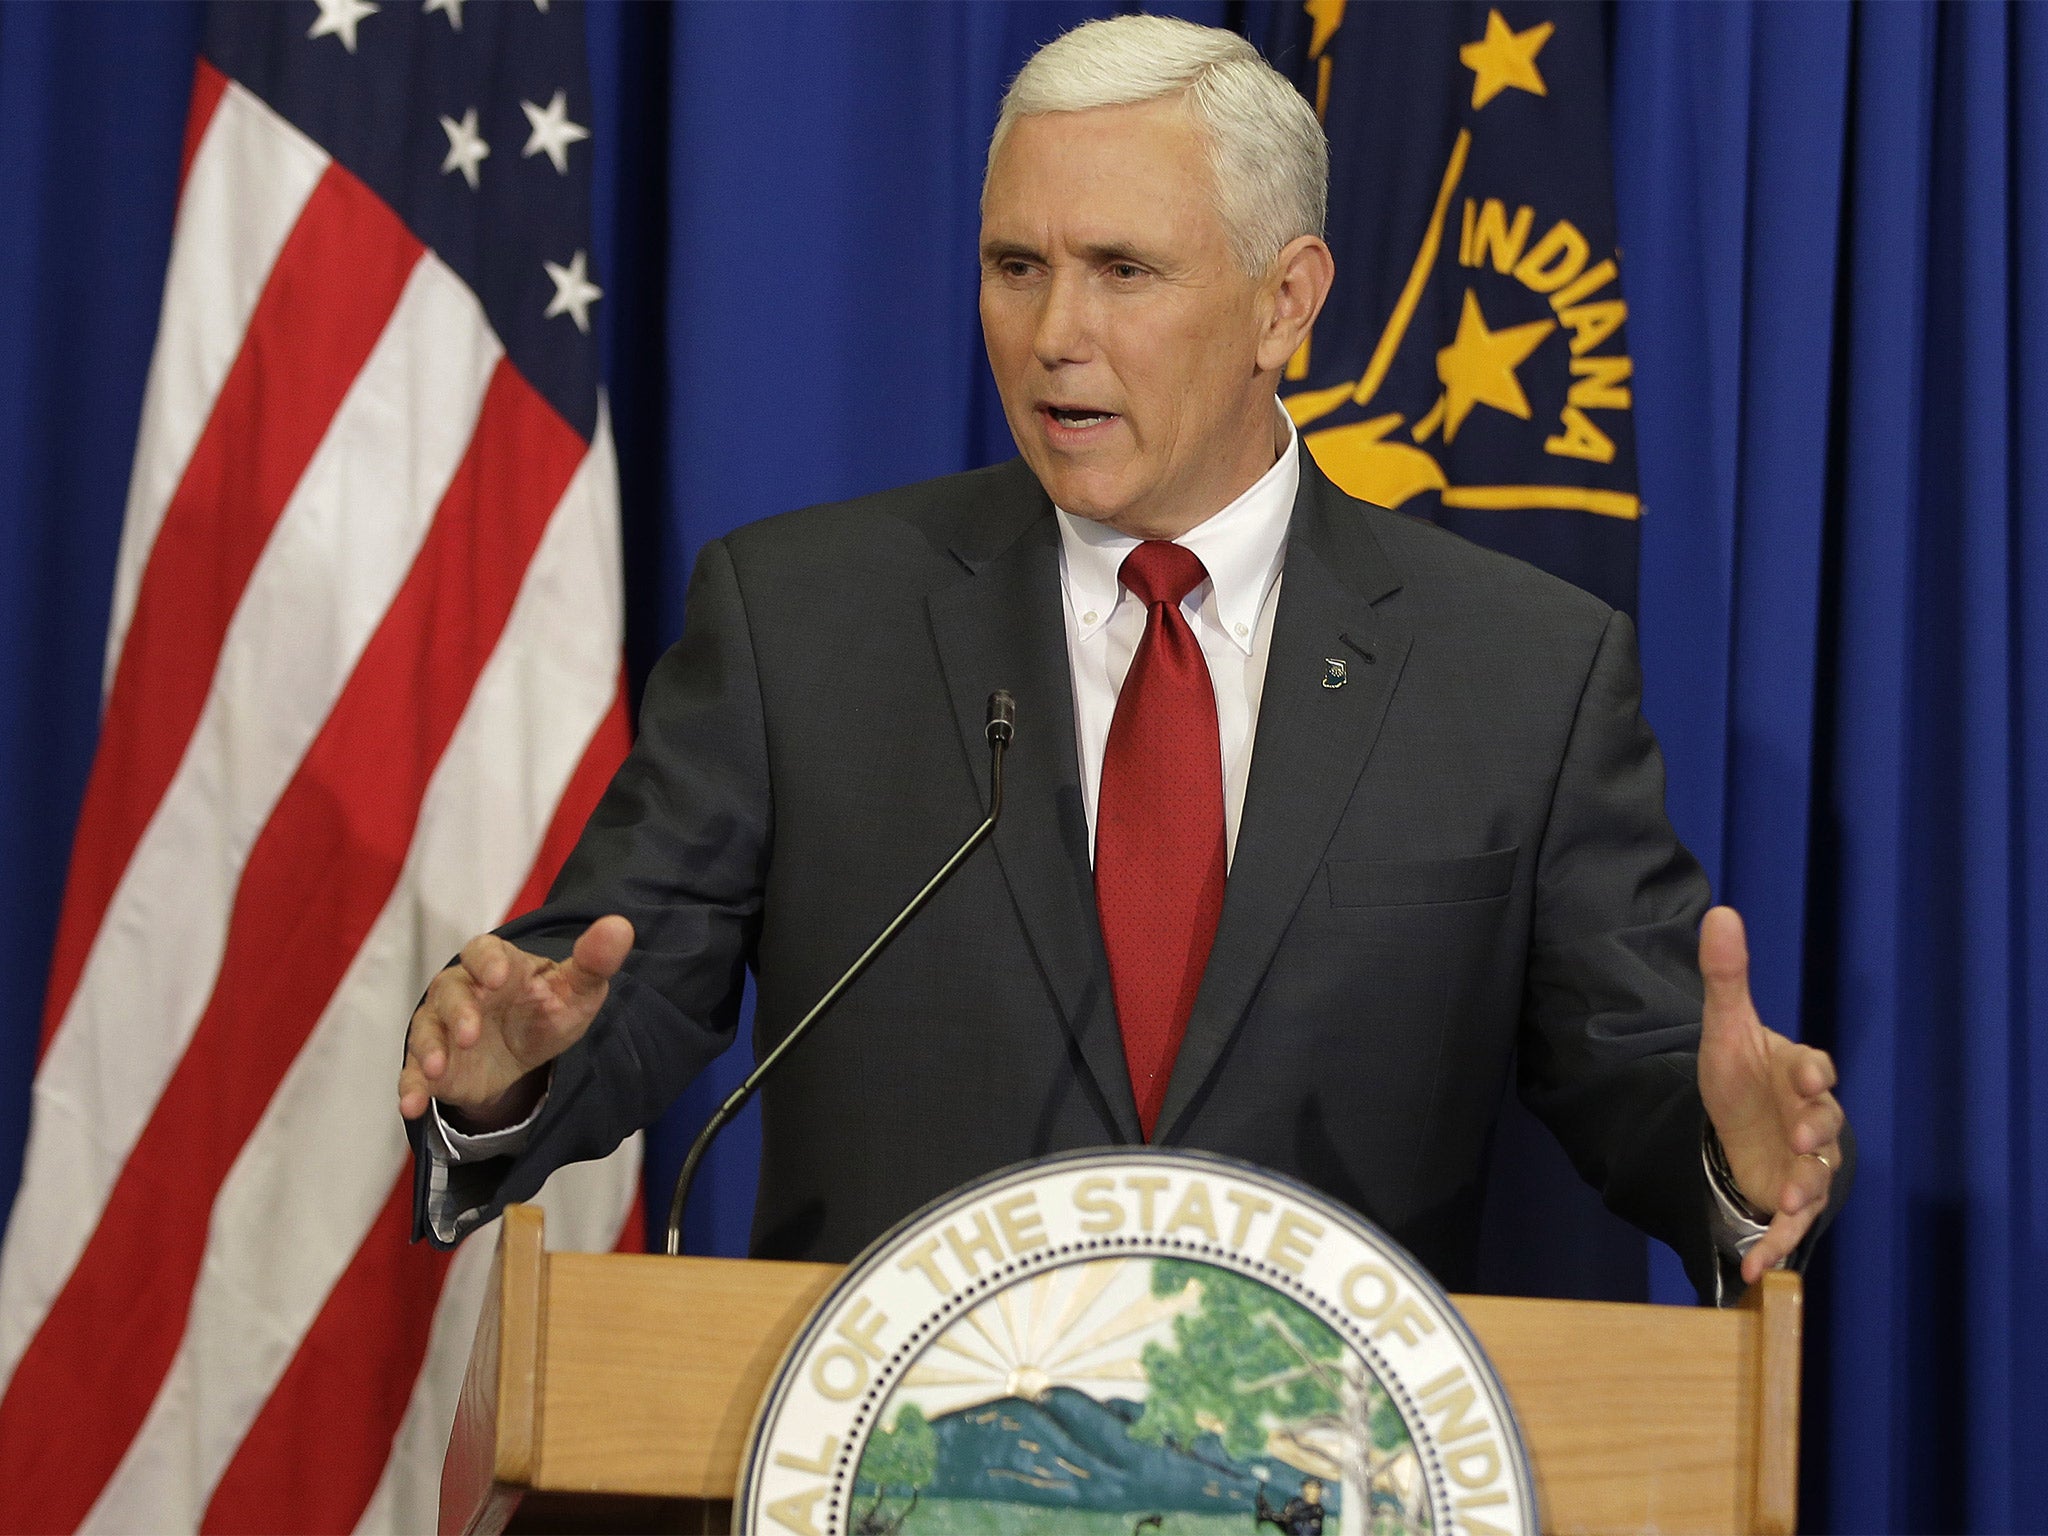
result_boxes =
[1118,540,1208,610]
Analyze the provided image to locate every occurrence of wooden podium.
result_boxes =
[442,1205,1801,1536]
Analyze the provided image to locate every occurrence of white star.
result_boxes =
[308,0,379,53]
[521,89,590,175]
[439,108,489,189]
[543,250,602,333]
[423,0,463,30]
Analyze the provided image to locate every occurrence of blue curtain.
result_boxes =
[1616,3,2047,1530]
[1,2,2041,1529]
[0,0,202,1229]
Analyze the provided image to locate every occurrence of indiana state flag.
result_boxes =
[1247,1,1655,1301]
[1252,1,1641,615]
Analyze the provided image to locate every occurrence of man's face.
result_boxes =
[979,99,1285,540]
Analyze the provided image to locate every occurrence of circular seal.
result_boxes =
[739,1149,1535,1536]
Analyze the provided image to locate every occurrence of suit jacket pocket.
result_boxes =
[1325,845,1519,908]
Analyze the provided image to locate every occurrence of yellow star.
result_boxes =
[1459,10,1553,110]
[1435,289,1555,442]
[1305,0,1346,59]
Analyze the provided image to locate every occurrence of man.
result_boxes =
[399,17,1844,1299]
[1257,1475,1326,1535]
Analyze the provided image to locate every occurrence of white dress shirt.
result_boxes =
[1057,415,1299,868]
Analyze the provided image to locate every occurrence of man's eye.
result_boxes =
[1109,263,1145,280]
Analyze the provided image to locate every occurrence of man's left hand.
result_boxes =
[1696,905,1847,1284]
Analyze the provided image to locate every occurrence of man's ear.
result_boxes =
[1255,235,1336,376]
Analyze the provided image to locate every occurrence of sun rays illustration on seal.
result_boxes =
[893,1258,1200,1416]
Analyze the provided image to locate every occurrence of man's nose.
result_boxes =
[1031,270,1095,367]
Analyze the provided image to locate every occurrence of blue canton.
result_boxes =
[205,0,601,444]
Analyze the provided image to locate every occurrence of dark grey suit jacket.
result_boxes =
[412,448,1726,1295]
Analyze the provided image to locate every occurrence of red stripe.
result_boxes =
[199,1169,449,1536]
[203,689,632,1531]
[504,678,630,920]
[178,60,230,192]
[39,165,420,1056]
[615,1193,649,1256]
[0,367,587,1531]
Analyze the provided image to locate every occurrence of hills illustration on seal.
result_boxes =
[851,1256,1428,1536]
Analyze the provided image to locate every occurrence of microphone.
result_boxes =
[664,689,1016,1254]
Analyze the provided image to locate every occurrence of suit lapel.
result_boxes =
[927,483,1141,1143]
[1155,455,1413,1140]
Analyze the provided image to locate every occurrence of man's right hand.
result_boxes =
[397,915,635,1131]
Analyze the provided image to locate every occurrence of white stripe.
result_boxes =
[0,255,502,1395]
[105,81,330,691]
[351,1144,642,1536]
[82,422,627,1529]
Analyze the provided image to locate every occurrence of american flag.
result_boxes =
[0,1,641,1528]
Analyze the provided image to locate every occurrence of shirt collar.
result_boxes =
[1055,406,1299,656]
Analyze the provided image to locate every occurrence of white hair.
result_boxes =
[985,14,1328,275]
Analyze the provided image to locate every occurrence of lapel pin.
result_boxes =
[1322,657,1348,689]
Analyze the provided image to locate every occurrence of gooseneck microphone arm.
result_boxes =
[664,689,1016,1256]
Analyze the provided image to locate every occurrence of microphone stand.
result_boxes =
[664,690,1014,1256]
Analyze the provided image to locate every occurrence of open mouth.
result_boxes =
[1043,405,1118,430]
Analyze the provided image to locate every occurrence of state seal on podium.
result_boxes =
[741,1149,1535,1536]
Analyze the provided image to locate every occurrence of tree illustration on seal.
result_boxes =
[1129,1260,1429,1535]
[853,1401,935,1534]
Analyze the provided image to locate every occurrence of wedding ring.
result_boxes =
[1800,1148,1836,1174]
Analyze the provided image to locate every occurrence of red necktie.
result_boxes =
[1095,540,1226,1140]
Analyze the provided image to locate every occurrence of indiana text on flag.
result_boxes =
[0,3,640,1530]
[1255,0,1642,615]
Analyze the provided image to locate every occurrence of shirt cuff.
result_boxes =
[1702,1124,1771,1306]
[421,1080,550,1244]
[428,1085,548,1162]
